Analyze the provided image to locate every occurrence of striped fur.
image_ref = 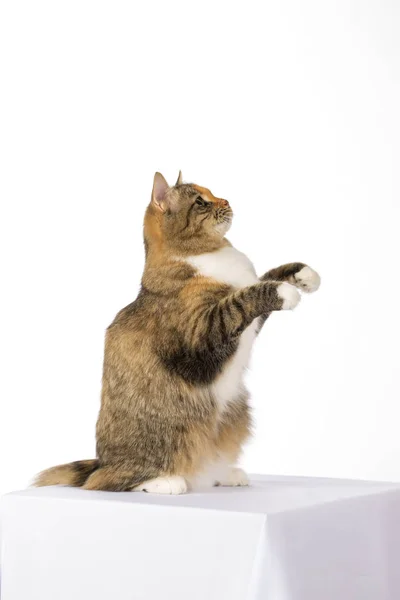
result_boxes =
[35,172,320,493]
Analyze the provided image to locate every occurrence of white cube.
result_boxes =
[1,475,400,600]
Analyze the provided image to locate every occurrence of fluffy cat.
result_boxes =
[35,171,320,494]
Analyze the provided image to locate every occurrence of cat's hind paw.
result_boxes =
[215,467,249,487]
[134,475,188,495]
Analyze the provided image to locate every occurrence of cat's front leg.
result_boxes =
[256,263,320,334]
[197,280,301,346]
[261,262,321,293]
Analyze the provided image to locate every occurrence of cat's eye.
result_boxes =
[195,197,206,206]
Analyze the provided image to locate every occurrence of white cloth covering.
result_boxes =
[1,474,400,600]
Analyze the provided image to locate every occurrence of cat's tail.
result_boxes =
[34,459,100,488]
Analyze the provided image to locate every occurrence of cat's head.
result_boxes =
[144,172,233,256]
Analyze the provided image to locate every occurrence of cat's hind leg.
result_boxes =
[83,464,159,492]
[215,467,249,487]
[133,476,188,495]
[84,466,188,495]
[83,465,188,494]
[213,396,252,488]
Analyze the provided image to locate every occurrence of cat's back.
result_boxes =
[104,260,195,361]
[109,289,157,331]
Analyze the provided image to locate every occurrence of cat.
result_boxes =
[35,171,320,494]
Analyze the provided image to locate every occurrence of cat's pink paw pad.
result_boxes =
[294,266,321,293]
[277,282,301,309]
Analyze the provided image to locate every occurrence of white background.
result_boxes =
[1,0,399,498]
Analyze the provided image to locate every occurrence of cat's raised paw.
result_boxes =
[215,467,249,487]
[134,475,188,495]
[294,266,321,293]
[277,282,301,310]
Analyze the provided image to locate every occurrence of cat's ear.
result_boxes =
[151,172,170,212]
[175,170,183,186]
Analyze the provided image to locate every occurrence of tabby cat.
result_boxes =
[35,172,320,494]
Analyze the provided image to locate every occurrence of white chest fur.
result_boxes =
[187,246,259,289]
[186,246,260,412]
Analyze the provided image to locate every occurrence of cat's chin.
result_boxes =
[214,220,232,236]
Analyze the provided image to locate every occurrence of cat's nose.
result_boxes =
[220,199,230,208]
